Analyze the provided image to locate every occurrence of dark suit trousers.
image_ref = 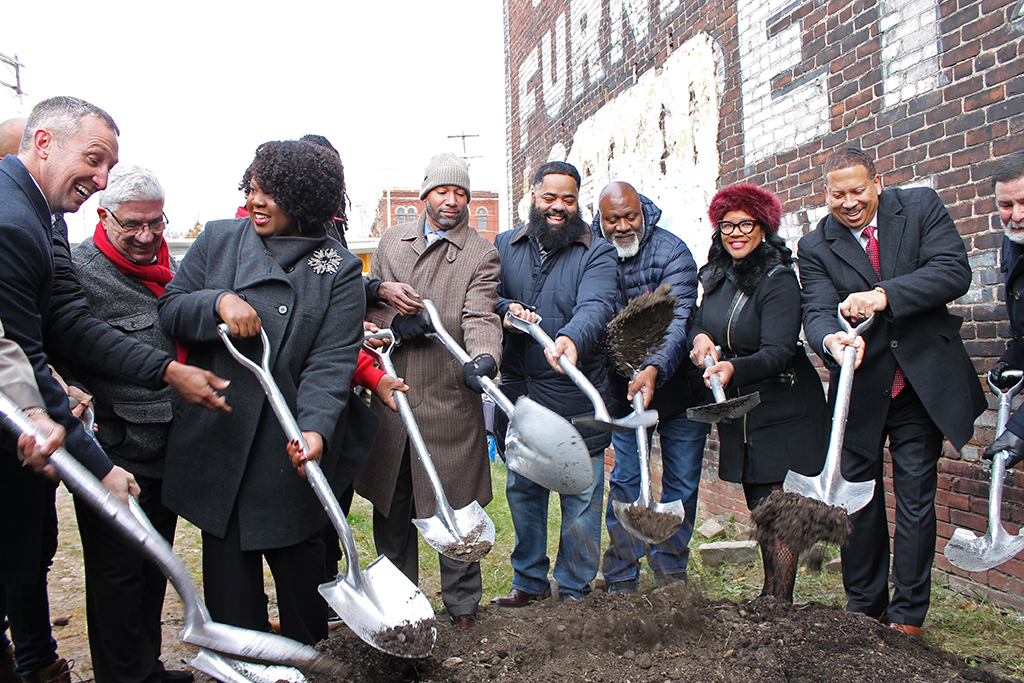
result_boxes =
[74,476,175,683]
[840,383,943,628]
[372,444,481,618]
[201,508,327,646]
[1,490,58,676]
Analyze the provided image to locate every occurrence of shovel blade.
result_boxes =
[944,527,1024,573]
[612,500,685,544]
[574,409,660,433]
[505,397,594,495]
[413,501,496,563]
[686,393,761,424]
[783,471,875,515]
[190,649,310,683]
[182,622,342,676]
[319,554,436,659]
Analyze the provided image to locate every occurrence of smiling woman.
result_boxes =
[156,139,366,646]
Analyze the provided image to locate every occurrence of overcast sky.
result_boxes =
[0,1,508,243]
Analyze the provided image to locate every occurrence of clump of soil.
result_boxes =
[440,540,493,563]
[371,619,437,658]
[617,503,683,542]
[751,491,853,555]
[606,284,676,376]
[310,582,1020,683]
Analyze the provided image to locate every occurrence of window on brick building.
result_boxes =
[395,207,406,223]
[407,207,417,222]
[477,207,488,231]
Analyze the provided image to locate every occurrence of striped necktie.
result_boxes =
[863,226,905,397]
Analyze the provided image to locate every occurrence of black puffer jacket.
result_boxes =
[591,194,709,418]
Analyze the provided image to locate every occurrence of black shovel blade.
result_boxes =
[686,392,761,424]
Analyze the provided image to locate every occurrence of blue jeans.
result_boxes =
[602,413,709,587]
[505,454,605,601]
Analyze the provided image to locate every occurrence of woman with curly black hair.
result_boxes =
[688,183,828,602]
[158,140,365,644]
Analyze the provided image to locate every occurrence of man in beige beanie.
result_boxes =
[355,152,502,630]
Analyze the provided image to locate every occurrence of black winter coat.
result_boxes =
[591,194,710,418]
[998,236,1024,437]
[689,243,828,485]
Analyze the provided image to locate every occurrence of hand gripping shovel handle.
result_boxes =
[506,311,614,422]
[216,325,367,595]
[825,307,876,472]
[701,353,728,403]
[421,299,516,416]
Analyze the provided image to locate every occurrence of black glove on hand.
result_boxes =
[983,429,1024,469]
[462,354,498,394]
[988,361,1021,391]
[390,312,432,345]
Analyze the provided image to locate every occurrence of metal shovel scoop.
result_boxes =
[420,300,594,496]
[366,332,495,563]
[611,393,685,543]
[505,311,658,432]
[944,371,1024,572]
[686,352,761,424]
[0,392,336,681]
[783,307,876,514]
[217,325,436,659]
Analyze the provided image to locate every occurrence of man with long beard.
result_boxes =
[490,161,618,606]
[983,151,1024,469]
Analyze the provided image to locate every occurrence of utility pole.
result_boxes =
[447,132,481,161]
[0,52,24,106]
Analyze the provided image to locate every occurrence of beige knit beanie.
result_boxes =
[419,152,471,200]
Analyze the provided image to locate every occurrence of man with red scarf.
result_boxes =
[69,164,193,683]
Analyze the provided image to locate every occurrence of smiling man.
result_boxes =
[592,181,710,593]
[798,147,985,636]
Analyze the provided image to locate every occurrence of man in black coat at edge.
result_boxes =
[983,151,1024,468]
[798,147,985,636]
[0,97,228,683]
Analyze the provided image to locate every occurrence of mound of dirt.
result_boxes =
[312,583,1020,683]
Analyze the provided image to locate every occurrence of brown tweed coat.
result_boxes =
[355,212,502,518]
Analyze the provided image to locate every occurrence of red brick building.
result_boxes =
[505,0,1024,606]
[369,189,501,242]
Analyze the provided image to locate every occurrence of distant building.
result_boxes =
[369,189,499,243]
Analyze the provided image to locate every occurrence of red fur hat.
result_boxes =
[707,184,783,233]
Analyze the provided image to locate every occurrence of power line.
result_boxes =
[0,52,25,105]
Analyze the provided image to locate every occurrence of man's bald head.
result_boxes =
[0,117,27,158]
[598,181,645,259]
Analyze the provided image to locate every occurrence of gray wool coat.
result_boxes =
[158,219,365,551]
[356,213,502,518]
[71,237,179,479]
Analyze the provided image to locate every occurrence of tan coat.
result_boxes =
[356,213,502,518]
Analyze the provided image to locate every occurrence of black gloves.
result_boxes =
[390,312,432,345]
[462,354,497,394]
[983,429,1024,469]
[988,361,1021,391]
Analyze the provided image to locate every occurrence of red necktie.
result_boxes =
[863,226,905,397]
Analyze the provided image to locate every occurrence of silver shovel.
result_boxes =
[365,332,495,563]
[420,300,594,496]
[944,371,1024,572]
[0,392,336,682]
[505,311,658,432]
[686,352,761,424]
[611,393,685,543]
[217,325,437,659]
[783,307,876,514]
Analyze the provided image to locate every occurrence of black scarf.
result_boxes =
[700,240,786,295]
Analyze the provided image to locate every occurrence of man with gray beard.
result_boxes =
[983,151,1024,468]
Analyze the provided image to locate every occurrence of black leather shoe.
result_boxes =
[490,588,551,607]
[162,670,194,683]
[451,614,478,630]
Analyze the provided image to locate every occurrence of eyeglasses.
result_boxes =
[107,211,168,236]
[717,219,759,235]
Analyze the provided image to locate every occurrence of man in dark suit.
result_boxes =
[798,147,985,635]
[0,97,140,683]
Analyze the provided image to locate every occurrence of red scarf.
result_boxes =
[93,222,188,363]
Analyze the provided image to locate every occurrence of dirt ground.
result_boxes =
[47,486,1020,683]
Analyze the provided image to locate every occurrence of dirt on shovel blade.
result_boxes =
[620,503,683,541]
[439,539,493,563]
[751,490,853,555]
[606,283,676,377]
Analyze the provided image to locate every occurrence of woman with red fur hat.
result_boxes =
[688,183,828,601]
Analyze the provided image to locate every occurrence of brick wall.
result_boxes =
[369,190,501,242]
[506,0,1024,608]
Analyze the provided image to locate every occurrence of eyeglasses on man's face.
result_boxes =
[716,219,758,235]
[107,211,168,236]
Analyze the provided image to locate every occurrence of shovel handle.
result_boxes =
[217,325,369,595]
[421,299,517,417]
[0,391,211,627]
[701,354,727,403]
